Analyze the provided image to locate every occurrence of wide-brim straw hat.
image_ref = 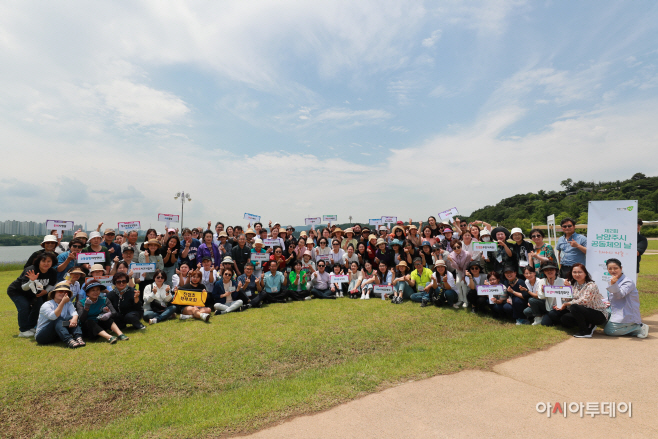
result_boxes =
[396,260,409,270]
[146,238,162,248]
[48,282,72,300]
[90,264,105,272]
[245,228,256,236]
[331,227,343,236]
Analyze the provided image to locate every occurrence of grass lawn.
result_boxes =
[1,257,658,439]
[646,239,658,251]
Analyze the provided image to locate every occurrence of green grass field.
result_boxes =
[647,239,658,251]
[2,257,658,439]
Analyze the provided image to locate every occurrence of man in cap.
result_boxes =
[102,228,122,261]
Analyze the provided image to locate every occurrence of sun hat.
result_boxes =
[396,260,408,270]
[331,227,343,236]
[442,228,453,234]
[222,256,234,264]
[245,228,256,236]
[146,238,161,248]
[510,227,525,239]
[422,240,431,247]
[218,231,228,238]
[376,238,386,246]
[540,263,558,272]
[432,244,442,252]
[299,231,308,238]
[434,259,447,267]
[390,239,402,247]
[103,228,116,235]
[303,250,312,257]
[368,234,377,241]
[408,224,418,231]
[89,264,105,273]
[392,225,405,235]
[88,231,102,240]
[490,226,510,241]
[41,235,58,247]
[344,228,354,235]
[48,282,72,300]
[254,238,263,246]
[68,267,86,276]
[479,229,491,239]
[361,228,371,234]
[85,281,107,292]
[74,231,88,239]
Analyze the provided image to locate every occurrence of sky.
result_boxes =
[1,0,658,230]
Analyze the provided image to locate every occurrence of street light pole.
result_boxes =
[174,192,192,230]
[349,215,352,225]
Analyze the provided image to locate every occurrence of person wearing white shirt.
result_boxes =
[143,272,177,324]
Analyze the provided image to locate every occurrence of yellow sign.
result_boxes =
[172,289,207,307]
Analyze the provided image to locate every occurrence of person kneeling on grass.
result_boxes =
[308,261,336,299]
[35,282,85,348]
[261,261,290,303]
[212,268,243,315]
[603,258,649,338]
[560,264,609,338]
[143,269,177,324]
[489,269,513,320]
[178,270,213,322]
[429,260,458,308]
[288,261,312,301]
[502,265,530,325]
[522,266,544,325]
[77,281,127,344]
[347,261,364,300]
[107,272,146,331]
[465,261,487,313]
[408,257,434,307]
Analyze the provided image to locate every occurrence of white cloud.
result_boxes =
[422,29,442,48]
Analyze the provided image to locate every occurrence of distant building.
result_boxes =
[0,220,84,236]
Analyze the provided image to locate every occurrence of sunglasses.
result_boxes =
[562,224,574,228]
[115,280,127,284]
[332,243,339,246]
[70,245,82,249]
[531,234,542,238]
[275,250,282,253]
[318,264,325,267]
[223,272,231,276]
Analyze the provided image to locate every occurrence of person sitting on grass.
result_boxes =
[107,272,146,331]
[236,263,267,309]
[408,257,434,307]
[465,261,488,313]
[329,262,347,298]
[288,261,311,301]
[178,270,213,322]
[489,268,513,320]
[143,269,177,324]
[346,261,363,300]
[391,260,413,304]
[360,260,377,300]
[603,258,649,338]
[35,282,84,348]
[374,261,393,300]
[522,266,544,325]
[7,252,58,338]
[561,263,609,338]
[76,281,127,344]
[430,260,458,308]
[261,260,290,303]
[536,263,566,327]
[308,261,336,300]
[502,265,530,325]
[212,268,243,315]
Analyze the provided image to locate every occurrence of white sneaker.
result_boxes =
[149,318,158,325]
[365,293,370,300]
[637,323,650,339]
[462,302,469,308]
[360,293,366,300]
[532,316,542,326]
[28,328,37,334]
[180,314,193,320]
[18,330,34,338]
[200,313,210,322]
[305,296,313,300]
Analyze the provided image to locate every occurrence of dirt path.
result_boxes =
[237,315,658,439]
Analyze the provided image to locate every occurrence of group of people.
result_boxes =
[7,216,649,347]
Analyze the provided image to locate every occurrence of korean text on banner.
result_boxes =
[586,200,637,302]
[250,253,269,262]
[85,276,114,288]
[77,252,105,264]
[476,284,504,304]
[46,220,74,232]
[369,218,383,226]
[438,207,459,222]
[244,213,261,222]
[544,285,573,307]
[118,221,141,232]
[129,263,156,274]
[263,239,279,247]
[316,254,331,263]
[305,217,322,226]
[330,275,349,284]
[158,213,179,223]
[172,290,207,307]
[472,242,498,252]
[381,216,397,224]
[323,215,337,222]
[373,285,393,295]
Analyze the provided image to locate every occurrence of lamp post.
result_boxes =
[174,192,192,229]
[349,215,352,225]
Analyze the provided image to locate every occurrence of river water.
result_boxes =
[0,246,42,263]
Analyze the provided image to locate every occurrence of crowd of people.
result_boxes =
[7,216,649,347]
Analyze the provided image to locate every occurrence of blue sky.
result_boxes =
[1,1,657,230]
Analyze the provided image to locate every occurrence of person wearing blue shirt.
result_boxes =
[56,238,84,282]
[236,264,266,308]
[555,217,587,279]
[102,228,123,261]
[211,268,243,315]
[179,228,201,267]
[260,261,289,303]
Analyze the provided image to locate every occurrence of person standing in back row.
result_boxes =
[555,217,587,279]
[637,219,647,273]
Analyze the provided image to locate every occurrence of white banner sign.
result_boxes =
[586,200,637,302]
[330,274,349,284]
[129,262,156,274]
[85,275,114,288]
[305,217,322,226]
[544,285,573,307]
[250,252,269,262]
[263,238,279,247]
[438,207,459,222]
[77,252,105,264]
[472,242,498,252]
[244,212,261,222]
[46,220,74,233]
[323,215,337,222]
[368,218,383,226]
[118,221,141,232]
[381,216,397,224]
[158,213,179,223]
[476,284,504,304]
[373,284,393,294]
[316,254,331,263]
